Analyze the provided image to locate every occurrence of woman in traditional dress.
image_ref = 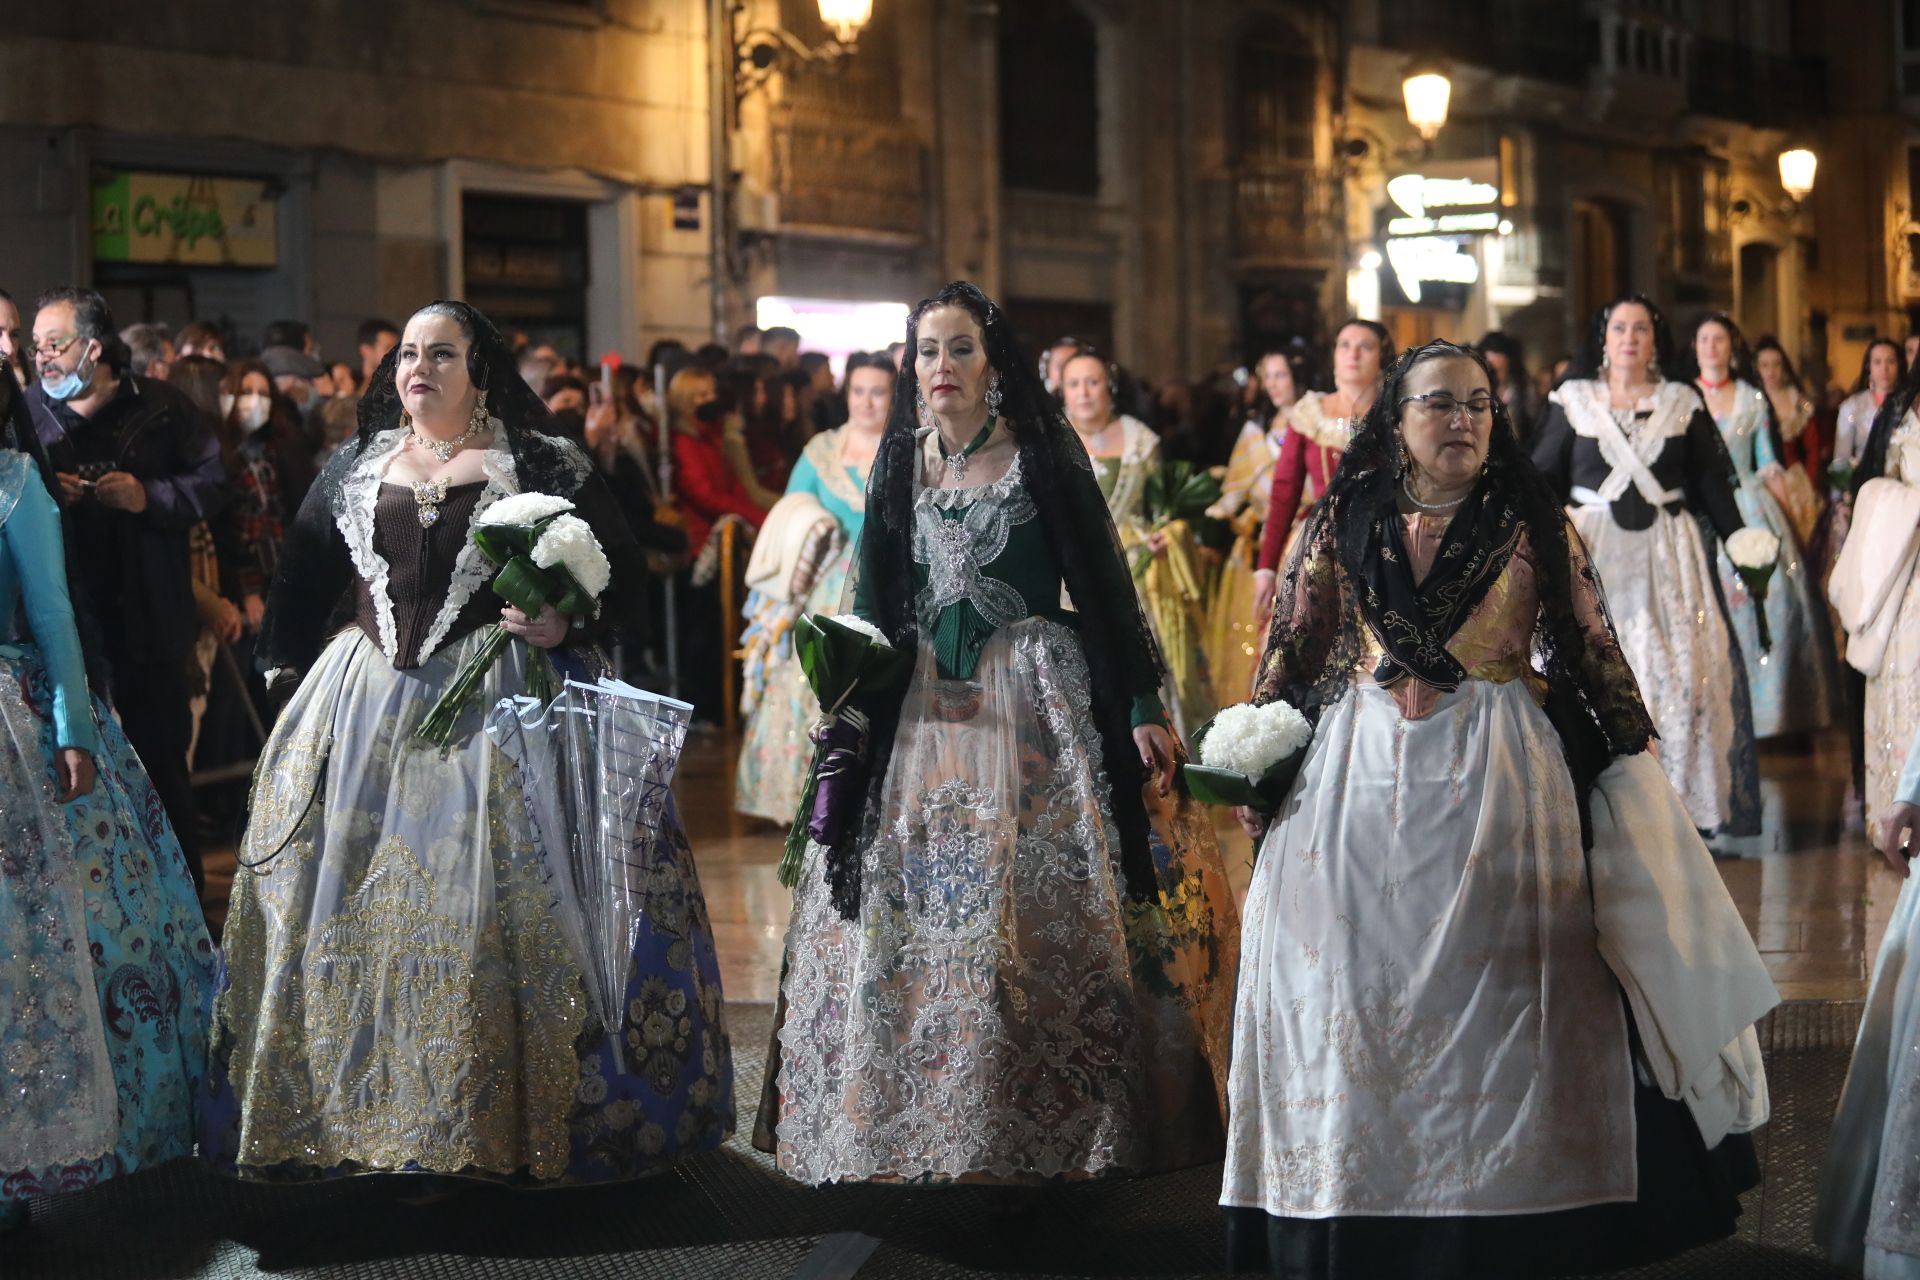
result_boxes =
[1530,295,1762,839]
[201,301,732,1189]
[1251,320,1391,624]
[1823,340,1907,584]
[1204,350,1296,704]
[0,363,215,1233]
[734,353,889,822]
[1688,315,1837,740]
[1061,345,1214,735]
[769,281,1235,1187]
[1223,341,1770,1279]
[1753,337,1825,545]
[1832,378,1920,845]
[1818,720,1920,1279]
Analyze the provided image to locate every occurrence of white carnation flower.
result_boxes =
[531,514,612,599]
[1726,527,1780,571]
[478,491,576,528]
[1200,700,1312,775]
[828,614,891,648]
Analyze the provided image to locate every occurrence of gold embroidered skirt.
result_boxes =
[203,627,734,1183]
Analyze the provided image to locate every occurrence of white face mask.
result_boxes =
[234,393,271,434]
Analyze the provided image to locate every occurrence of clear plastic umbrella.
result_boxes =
[489,677,694,1073]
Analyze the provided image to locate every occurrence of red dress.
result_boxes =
[1257,392,1352,573]
[672,423,769,550]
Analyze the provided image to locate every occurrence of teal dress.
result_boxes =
[734,429,871,822]
[1711,382,1838,738]
[0,449,214,1215]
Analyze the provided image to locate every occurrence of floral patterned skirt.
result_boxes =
[0,644,215,1206]
[200,627,733,1185]
[771,617,1235,1185]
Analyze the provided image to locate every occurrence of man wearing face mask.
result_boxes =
[25,287,226,894]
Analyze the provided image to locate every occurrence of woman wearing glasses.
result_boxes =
[1530,295,1762,840]
[1223,341,1767,1278]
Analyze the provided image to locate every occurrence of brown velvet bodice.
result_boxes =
[356,481,498,669]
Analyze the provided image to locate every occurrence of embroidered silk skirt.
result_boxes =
[1204,532,1266,707]
[200,627,734,1185]
[733,548,852,823]
[1714,475,1839,739]
[1222,678,1753,1277]
[0,644,215,1206]
[771,616,1233,1185]
[1865,564,1920,846]
[1816,870,1920,1278]
[1573,505,1759,835]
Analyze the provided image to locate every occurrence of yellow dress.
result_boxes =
[1202,418,1283,705]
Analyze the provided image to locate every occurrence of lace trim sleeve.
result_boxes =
[1251,508,1348,716]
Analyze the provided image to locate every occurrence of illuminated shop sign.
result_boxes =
[91,170,279,267]
[1382,160,1500,305]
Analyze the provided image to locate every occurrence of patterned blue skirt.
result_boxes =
[0,644,215,1206]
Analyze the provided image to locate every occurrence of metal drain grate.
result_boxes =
[0,1000,1870,1279]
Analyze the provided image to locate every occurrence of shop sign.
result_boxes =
[1382,159,1499,304]
[91,170,278,267]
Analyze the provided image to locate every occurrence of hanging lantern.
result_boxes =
[1778,148,1817,202]
[817,0,873,44]
[1402,69,1452,142]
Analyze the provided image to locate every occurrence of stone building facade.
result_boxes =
[0,0,1907,392]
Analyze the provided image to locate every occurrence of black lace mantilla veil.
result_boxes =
[255,299,646,677]
[828,281,1168,919]
[1251,340,1655,845]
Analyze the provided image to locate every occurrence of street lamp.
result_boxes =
[1402,67,1452,143]
[1779,148,1818,202]
[733,0,873,107]
[816,0,873,44]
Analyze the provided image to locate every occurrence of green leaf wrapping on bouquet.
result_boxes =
[1144,461,1223,527]
[1180,712,1308,809]
[778,614,915,889]
[473,523,536,565]
[414,505,608,747]
[492,556,559,616]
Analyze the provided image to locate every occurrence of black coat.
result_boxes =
[27,374,229,668]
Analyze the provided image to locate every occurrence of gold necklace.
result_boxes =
[411,418,484,463]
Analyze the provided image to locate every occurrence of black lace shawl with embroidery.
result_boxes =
[829,282,1168,920]
[1253,342,1655,845]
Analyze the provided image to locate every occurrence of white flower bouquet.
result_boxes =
[1725,526,1782,653]
[1182,699,1313,808]
[416,491,612,747]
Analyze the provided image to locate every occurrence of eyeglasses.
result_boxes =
[31,333,81,360]
[1397,392,1495,423]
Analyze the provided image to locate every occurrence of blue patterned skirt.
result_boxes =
[0,644,215,1206]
